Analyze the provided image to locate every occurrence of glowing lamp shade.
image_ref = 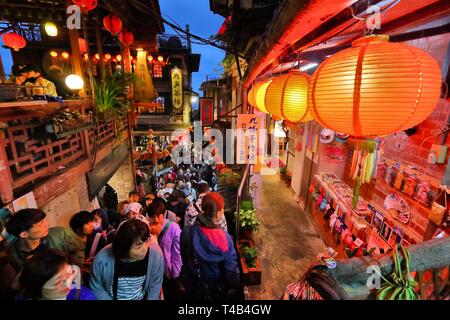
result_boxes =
[103,14,123,35]
[309,35,442,137]
[248,79,272,114]
[50,50,58,58]
[72,0,97,11]
[147,55,153,62]
[94,53,100,60]
[44,22,58,37]
[104,53,111,61]
[157,55,164,62]
[78,38,87,55]
[65,75,84,90]
[61,51,69,59]
[118,30,134,46]
[116,54,122,62]
[2,32,26,51]
[265,71,312,123]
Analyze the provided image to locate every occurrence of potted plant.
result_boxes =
[238,241,262,286]
[280,166,287,181]
[236,202,260,240]
[286,171,292,186]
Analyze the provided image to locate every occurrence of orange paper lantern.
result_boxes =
[2,32,26,51]
[248,79,272,114]
[118,30,134,46]
[265,71,313,123]
[78,38,87,54]
[103,14,123,35]
[309,35,442,137]
[72,0,97,11]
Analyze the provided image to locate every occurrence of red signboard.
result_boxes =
[200,98,214,126]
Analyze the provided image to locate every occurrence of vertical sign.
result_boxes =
[171,68,183,112]
[236,114,263,164]
[200,98,214,126]
[134,50,157,102]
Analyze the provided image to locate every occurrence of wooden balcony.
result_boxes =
[0,99,130,204]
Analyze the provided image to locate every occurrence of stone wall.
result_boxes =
[107,156,135,202]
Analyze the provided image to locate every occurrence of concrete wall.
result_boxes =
[107,156,135,202]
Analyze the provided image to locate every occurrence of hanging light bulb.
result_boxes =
[116,54,122,62]
[157,55,164,62]
[104,53,111,61]
[147,55,153,63]
[50,50,58,58]
[44,22,58,37]
[83,53,89,61]
[61,51,69,59]
[95,53,100,60]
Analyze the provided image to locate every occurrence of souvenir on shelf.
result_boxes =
[414,181,432,207]
[393,170,405,190]
[383,193,411,224]
[376,160,388,180]
[402,174,418,197]
[388,227,404,247]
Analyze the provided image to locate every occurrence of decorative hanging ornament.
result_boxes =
[2,32,26,51]
[265,70,313,123]
[248,79,272,114]
[309,35,442,137]
[118,30,134,46]
[71,0,97,12]
[103,14,123,36]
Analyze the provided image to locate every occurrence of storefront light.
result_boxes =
[50,50,58,58]
[157,55,164,62]
[104,53,111,61]
[116,54,122,62]
[61,51,69,59]
[65,74,84,90]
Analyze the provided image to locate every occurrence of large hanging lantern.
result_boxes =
[309,35,442,137]
[248,79,272,114]
[2,32,26,51]
[72,0,97,11]
[103,14,123,36]
[118,30,134,46]
[265,71,313,123]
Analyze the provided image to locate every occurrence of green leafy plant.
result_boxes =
[241,243,258,268]
[218,167,243,188]
[241,200,254,212]
[280,166,287,176]
[376,245,417,300]
[94,72,137,116]
[238,206,260,233]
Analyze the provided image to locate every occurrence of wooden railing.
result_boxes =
[303,237,450,300]
[0,101,129,195]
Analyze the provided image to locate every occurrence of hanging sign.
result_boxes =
[200,98,214,126]
[236,114,264,165]
[171,68,183,112]
[134,50,157,102]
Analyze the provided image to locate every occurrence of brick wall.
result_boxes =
[107,156,135,202]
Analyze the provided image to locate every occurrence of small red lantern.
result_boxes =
[103,14,123,35]
[72,0,97,11]
[118,30,134,46]
[2,32,26,51]
[78,38,87,54]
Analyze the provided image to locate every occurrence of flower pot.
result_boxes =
[240,257,261,286]
[239,228,254,241]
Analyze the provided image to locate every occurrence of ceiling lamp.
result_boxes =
[103,14,123,36]
[44,22,58,37]
[265,71,312,123]
[61,51,69,59]
[147,55,153,63]
[248,79,272,114]
[50,50,58,58]
[157,55,164,62]
[116,54,122,62]
[309,35,442,137]
[104,53,111,61]
[2,32,26,51]
[118,30,134,46]
[71,0,97,12]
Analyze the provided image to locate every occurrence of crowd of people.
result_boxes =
[0,162,241,300]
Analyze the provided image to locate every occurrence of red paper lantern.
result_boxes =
[78,38,87,54]
[103,14,123,35]
[118,30,134,46]
[2,32,26,51]
[72,0,97,11]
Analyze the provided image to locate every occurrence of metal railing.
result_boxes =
[235,164,251,239]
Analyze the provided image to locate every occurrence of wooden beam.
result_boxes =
[95,26,105,80]
[68,28,86,97]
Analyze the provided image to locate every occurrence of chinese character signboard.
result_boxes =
[236,114,264,165]
[171,68,183,112]
[134,51,157,102]
[200,98,214,126]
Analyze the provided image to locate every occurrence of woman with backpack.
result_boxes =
[180,192,240,300]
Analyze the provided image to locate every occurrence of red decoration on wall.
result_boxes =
[72,0,97,11]
[200,98,214,126]
[103,14,123,35]
[118,30,134,46]
[2,32,26,51]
